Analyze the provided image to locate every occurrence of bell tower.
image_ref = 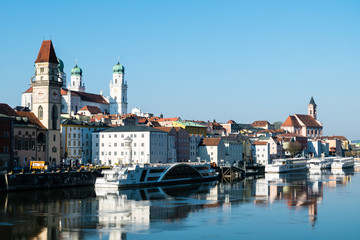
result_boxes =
[308,96,317,120]
[31,40,62,165]
[110,61,128,115]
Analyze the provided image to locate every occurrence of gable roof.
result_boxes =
[251,120,270,127]
[16,111,46,129]
[199,138,221,146]
[34,40,58,64]
[79,105,102,114]
[253,141,268,146]
[281,115,301,127]
[0,103,17,116]
[295,114,322,127]
[157,117,180,122]
[102,125,167,133]
[61,89,109,104]
[23,86,33,93]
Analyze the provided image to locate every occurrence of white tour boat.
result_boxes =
[307,157,333,170]
[331,157,354,169]
[95,162,219,188]
[265,158,308,173]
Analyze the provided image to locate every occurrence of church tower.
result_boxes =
[308,96,317,120]
[31,40,62,165]
[109,61,128,115]
[57,58,66,88]
[68,63,85,92]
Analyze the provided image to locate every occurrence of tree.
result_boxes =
[273,121,283,130]
[287,141,302,157]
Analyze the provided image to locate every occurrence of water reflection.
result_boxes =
[0,168,356,239]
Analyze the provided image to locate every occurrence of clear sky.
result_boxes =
[0,0,359,140]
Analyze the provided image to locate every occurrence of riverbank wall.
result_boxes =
[0,171,99,192]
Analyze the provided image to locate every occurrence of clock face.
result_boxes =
[51,89,59,102]
[34,89,47,102]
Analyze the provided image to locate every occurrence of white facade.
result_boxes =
[252,143,270,165]
[93,126,169,166]
[110,67,128,115]
[198,140,226,164]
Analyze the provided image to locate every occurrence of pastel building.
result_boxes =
[93,125,169,166]
[252,141,270,165]
[281,97,323,139]
[198,138,226,164]
[173,121,207,136]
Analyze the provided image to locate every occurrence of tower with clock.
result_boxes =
[31,40,62,165]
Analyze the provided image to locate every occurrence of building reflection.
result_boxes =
[0,168,356,239]
[253,168,354,227]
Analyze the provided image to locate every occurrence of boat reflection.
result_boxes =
[0,168,356,239]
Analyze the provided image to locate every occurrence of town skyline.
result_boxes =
[1,0,359,140]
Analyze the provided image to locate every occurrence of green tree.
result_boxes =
[287,141,302,157]
[273,121,283,129]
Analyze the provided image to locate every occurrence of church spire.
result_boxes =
[34,40,59,64]
[308,96,317,120]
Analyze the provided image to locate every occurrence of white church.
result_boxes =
[22,57,128,116]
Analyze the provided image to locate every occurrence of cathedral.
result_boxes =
[22,42,128,116]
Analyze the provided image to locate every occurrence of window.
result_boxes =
[109,134,111,138]
[141,151,144,155]
[101,143,104,147]
[141,143,144,147]
[101,152,104,156]
[114,134,117,138]
[96,143,98,147]
[73,133,76,138]
[114,151,117,156]
[38,106,43,120]
[142,134,144,138]
[53,134,56,141]
[121,134,124,138]
[114,143,117,147]
[121,143,124,147]
[96,135,98,138]
[68,141,71,146]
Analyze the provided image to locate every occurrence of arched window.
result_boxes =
[38,106,43,120]
[52,105,58,130]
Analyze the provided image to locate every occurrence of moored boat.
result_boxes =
[331,157,354,169]
[95,162,219,188]
[265,158,307,173]
[307,157,333,170]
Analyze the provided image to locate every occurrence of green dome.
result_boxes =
[57,58,64,73]
[71,64,82,76]
[113,62,125,74]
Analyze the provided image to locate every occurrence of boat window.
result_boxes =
[162,165,201,180]
[149,168,165,173]
[147,176,160,181]
[140,170,148,182]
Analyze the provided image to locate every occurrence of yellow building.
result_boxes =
[172,121,207,136]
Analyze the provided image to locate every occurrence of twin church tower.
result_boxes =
[24,40,128,117]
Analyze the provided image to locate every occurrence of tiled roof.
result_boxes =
[16,111,46,129]
[103,125,167,133]
[61,89,109,104]
[157,117,180,122]
[34,40,58,64]
[253,141,268,146]
[23,87,33,93]
[295,114,322,127]
[154,127,174,133]
[227,120,236,124]
[251,120,270,127]
[79,105,102,114]
[0,103,17,116]
[200,138,221,146]
[281,115,301,127]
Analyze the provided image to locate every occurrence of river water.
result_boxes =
[1,167,359,240]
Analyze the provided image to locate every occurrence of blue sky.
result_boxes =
[0,0,359,139]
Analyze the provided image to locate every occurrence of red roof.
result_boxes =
[227,120,236,124]
[61,89,109,104]
[154,127,173,133]
[251,121,270,127]
[23,86,33,93]
[281,115,301,127]
[0,103,17,116]
[79,105,102,114]
[200,138,221,146]
[16,111,46,129]
[295,114,321,127]
[253,141,268,146]
[34,40,58,64]
[157,117,180,122]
